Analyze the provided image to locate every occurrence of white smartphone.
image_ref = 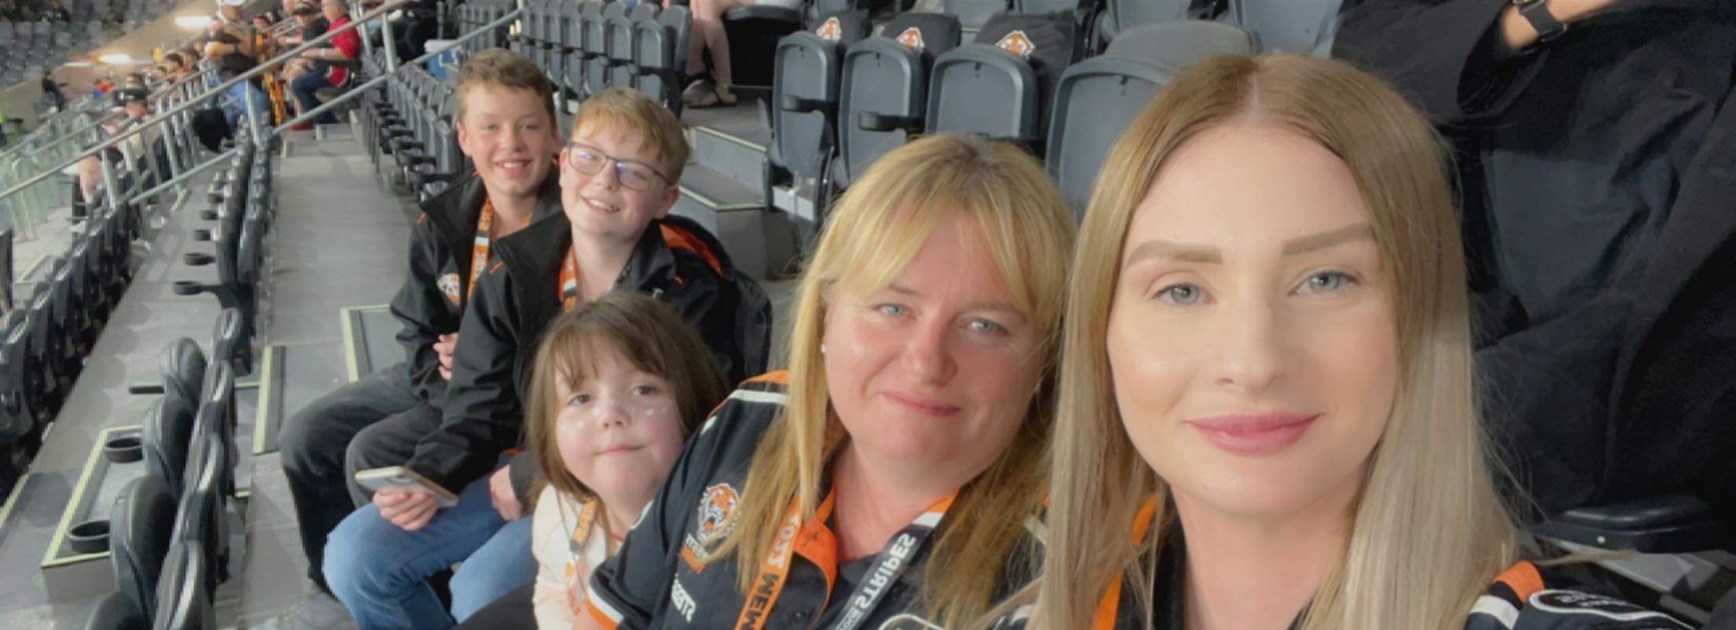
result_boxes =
[353,466,460,508]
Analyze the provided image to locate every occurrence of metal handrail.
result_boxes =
[0,0,413,206]
[121,7,523,207]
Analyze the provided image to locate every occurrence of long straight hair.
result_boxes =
[716,134,1075,628]
[1030,55,1519,630]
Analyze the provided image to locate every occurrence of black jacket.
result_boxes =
[387,172,563,403]
[406,211,764,493]
[1336,1,1736,516]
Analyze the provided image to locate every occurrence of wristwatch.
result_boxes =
[1512,0,1568,42]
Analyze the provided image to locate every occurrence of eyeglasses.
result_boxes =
[561,142,669,192]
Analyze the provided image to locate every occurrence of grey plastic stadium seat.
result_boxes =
[548,0,579,88]
[1225,0,1342,56]
[769,9,870,213]
[586,2,626,98]
[608,3,658,91]
[837,12,962,188]
[943,0,1008,31]
[1046,20,1254,216]
[635,5,692,114]
[926,11,1077,148]
[111,474,176,621]
[1099,0,1190,45]
[151,540,211,630]
[568,1,604,99]
[83,591,149,630]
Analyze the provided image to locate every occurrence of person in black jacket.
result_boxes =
[324,88,768,630]
[1335,0,1736,520]
[277,50,560,627]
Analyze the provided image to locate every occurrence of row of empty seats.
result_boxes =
[517,0,695,114]
[81,136,277,630]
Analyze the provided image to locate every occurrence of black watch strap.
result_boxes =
[1517,0,1568,42]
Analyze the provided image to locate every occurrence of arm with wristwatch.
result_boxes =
[1499,0,1620,50]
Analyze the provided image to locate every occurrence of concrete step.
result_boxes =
[690,124,768,194]
[673,164,798,281]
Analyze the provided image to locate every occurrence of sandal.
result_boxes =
[687,85,739,109]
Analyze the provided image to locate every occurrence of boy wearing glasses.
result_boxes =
[325,88,764,629]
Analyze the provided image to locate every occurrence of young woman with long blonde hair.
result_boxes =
[1020,54,1687,630]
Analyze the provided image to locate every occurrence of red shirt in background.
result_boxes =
[327,15,360,85]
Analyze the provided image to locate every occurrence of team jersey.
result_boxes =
[584,373,1043,630]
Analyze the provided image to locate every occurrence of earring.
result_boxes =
[820,344,827,355]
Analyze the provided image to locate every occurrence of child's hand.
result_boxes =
[374,488,440,531]
[435,333,458,380]
[489,466,524,520]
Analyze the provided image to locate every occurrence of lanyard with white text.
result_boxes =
[732,491,954,630]
[465,200,496,306]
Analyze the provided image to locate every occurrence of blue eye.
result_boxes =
[966,319,1006,336]
[1300,271,1357,294]
[876,304,907,317]
[1158,284,1204,306]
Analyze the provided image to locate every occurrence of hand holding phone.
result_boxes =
[354,466,460,508]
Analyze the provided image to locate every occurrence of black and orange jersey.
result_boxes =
[584,373,1042,630]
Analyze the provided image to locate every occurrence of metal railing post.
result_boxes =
[381,3,400,74]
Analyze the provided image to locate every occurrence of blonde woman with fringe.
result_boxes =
[580,133,1074,630]
[1013,55,1688,630]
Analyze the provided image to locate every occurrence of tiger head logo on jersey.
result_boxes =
[995,30,1035,59]
[816,17,843,42]
[437,273,461,305]
[895,27,925,51]
[681,483,741,571]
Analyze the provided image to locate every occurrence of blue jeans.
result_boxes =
[450,516,535,622]
[325,468,516,630]
[290,71,341,125]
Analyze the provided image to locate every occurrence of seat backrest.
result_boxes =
[144,393,197,499]
[608,3,658,90]
[837,12,963,187]
[1046,21,1253,217]
[927,11,1075,142]
[110,474,176,621]
[161,337,206,405]
[586,2,628,97]
[769,10,869,177]
[82,591,149,630]
[1110,0,1190,33]
[942,0,1009,31]
[150,540,210,630]
[1227,0,1342,55]
[635,5,692,113]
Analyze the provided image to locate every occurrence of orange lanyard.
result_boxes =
[1093,498,1159,629]
[734,491,955,630]
[466,201,496,305]
[559,245,580,312]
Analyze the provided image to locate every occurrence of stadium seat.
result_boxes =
[110,474,176,621]
[150,539,211,630]
[927,11,1078,149]
[721,4,804,91]
[767,7,868,224]
[1047,20,1255,215]
[1224,0,1342,56]
[585,2,626,99]
[1533,495,1733,555]
[634,4,692,114]
[81,591,149,630]
[1096,0,1190,47]
[942,0,1009,31]
[836,12,962,188]
[608,3,660,91]
[566,1,603,100]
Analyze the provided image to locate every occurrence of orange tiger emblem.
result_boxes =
[695,483,739,546]
[895,26,925,51]
[816,17,843,42]
[995,30,1036,58]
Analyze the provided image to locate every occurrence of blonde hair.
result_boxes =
[1029,55,1519,630]
[717,134,1074,628]
[571,88,692,183]
[524,292,728,522]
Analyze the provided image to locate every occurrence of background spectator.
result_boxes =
[682,0,756,108]
[289,0,358,126]
[1336,0,1736,519]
